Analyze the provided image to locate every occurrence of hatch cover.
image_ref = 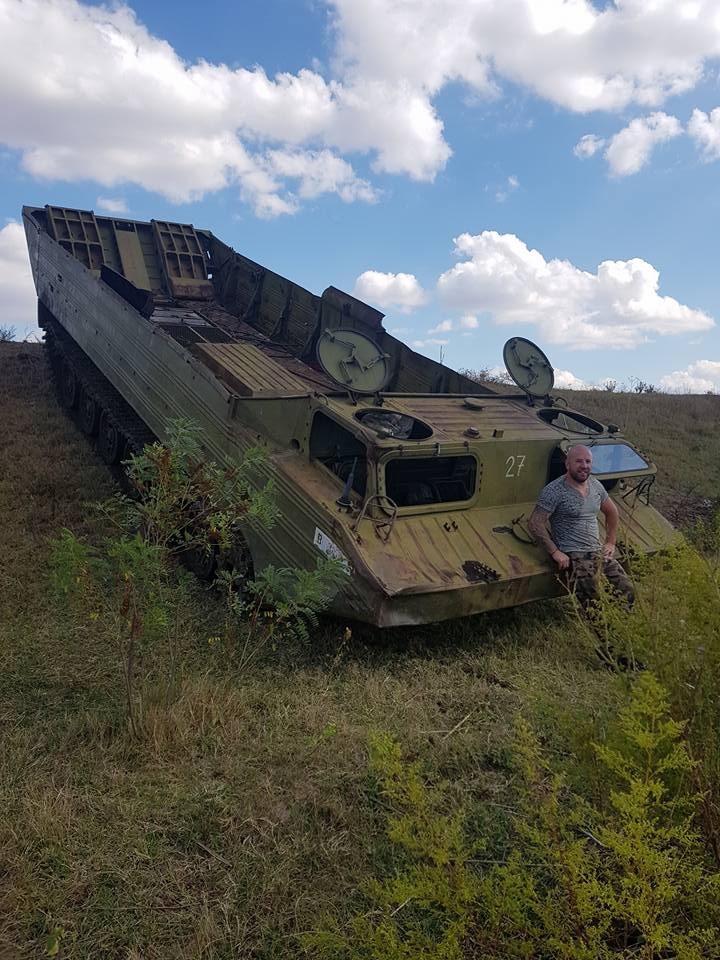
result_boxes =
[316,328,392,393]
[503,337,554,398]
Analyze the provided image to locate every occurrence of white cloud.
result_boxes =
[436,230,714,350]
[329,78,451,180]
[428,319,453,333]
[573,133,605,158]
[331,0,720,116]
[688,107,720,160]
[265,149,378,203]
[1,0,719,216]
[459,314,478,329]
[660,359,720,393]
[495,174,520,202]
[353,270,427,312]
[604,112,682,176]
[96,196,128,215]
[554,368,587,389]
[0,0,382,217]
[0,221,39,340]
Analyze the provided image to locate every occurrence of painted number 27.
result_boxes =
[505,454,526,478]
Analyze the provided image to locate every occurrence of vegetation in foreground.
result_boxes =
[1,342,719,959]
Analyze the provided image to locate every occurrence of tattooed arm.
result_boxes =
[528,506,570,571]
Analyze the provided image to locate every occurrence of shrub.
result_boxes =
[303,730,479,959]
[586,539,720,861]
[307,675,720,959]
[51,419,347,735]
[477,674,720,958]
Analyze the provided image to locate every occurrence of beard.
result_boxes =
[568,466,591,482]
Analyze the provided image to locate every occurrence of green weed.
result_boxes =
[309,675,720,959]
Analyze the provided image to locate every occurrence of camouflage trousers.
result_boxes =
[565,552,635,610]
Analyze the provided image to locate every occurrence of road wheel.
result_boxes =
[225,537,255,599]
[79,388,100,436]
[98,411,125,465]
[59,360,79,410]
[183,543,219,581]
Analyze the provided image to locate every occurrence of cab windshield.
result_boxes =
[591,444,648,475]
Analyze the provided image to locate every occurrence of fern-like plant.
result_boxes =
[304,731,480,959]
[306,675,720,959]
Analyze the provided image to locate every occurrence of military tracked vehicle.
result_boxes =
[23,204,674,626]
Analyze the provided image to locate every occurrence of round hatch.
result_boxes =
[316,328,392,394]
[503,337,554,398]
[355,408,432,440]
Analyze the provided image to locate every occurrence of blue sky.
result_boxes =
[2,0,720,391]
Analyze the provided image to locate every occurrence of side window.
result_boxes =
[309,412,368,497]
[385,456,476,507]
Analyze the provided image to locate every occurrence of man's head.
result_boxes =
[565,444,592,483]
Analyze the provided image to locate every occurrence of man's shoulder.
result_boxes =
[589,476,608,499]
[536,475,566,505]
[540,476,567,496]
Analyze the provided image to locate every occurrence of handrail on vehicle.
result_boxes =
[353,494,398,543]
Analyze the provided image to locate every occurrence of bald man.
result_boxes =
[528,444,634,609]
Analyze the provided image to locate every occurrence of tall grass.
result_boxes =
[2,342,720,958]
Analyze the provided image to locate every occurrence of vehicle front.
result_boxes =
[293,390,673,627]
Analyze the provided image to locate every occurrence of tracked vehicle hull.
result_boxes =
[23,204,675,627]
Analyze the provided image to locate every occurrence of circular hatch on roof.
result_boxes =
[503,337,554,398]
[316,328,392,393]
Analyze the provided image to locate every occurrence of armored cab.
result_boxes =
[22,204,674,627]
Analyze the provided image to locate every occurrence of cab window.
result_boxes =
[309,412,367,496]
[385,456,476,507]
[591,444,648,475]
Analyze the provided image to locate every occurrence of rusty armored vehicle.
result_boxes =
[23,204,674,626]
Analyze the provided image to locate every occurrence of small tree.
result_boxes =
[52,419,347,735]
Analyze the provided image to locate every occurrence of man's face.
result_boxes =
[566,447,592,482]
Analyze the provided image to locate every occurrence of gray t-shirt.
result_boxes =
[536,475,608,554]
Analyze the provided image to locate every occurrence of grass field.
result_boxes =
[1,342,718,959]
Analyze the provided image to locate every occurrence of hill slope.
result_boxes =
[1,341,718,958]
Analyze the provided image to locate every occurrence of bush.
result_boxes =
[304,730,479,959]
[586,538,720,861]
[307,674,720,959]
[52,419,347,735]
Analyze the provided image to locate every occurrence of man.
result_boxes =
[528,444,634,609]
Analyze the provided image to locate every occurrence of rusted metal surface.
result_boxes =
[151,219,214,301]
[193,342,310,397]
[181,300,338,392]
[23,202,678,628]
[45,205,104,272]
[391,396,552,438]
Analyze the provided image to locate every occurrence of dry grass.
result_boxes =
[0,343,689,958]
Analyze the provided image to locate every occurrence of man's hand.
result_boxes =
[602,542,615,561]
[552,549,571,570]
